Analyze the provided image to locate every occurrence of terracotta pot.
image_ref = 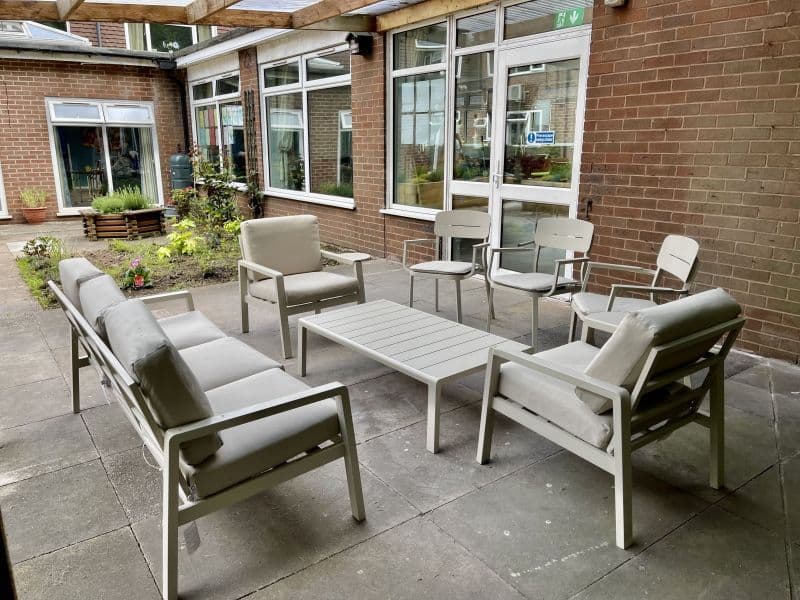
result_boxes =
[22,207,47,224]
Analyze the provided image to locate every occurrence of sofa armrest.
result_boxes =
[139,290,195,312]
[238,259,284,280]
[321,250,371,265]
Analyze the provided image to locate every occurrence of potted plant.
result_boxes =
[81,186,166,240]
[20,188,47,224]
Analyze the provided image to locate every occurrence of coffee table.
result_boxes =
[297,299,528,453]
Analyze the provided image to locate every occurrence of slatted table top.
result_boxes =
[299,299,528,384]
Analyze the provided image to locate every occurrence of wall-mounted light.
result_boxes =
[604,0,628,6]
[346,33,373,56]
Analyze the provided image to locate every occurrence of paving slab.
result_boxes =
[82,402,142,457]
[103,446,162,524]
[0,349,61,390]
[12,527,160,600]
[254,517,525,600]
[132,461,419,600]
[431,451,707,600]
[34,308,71,350]
[51,346,111,410]
[0,326,48,356]
[0,413,97,486]
[358,402,561,513]
[0,377,72,429]
[0,460,127,562]
[571,507,791,600]
[776,391,800,459]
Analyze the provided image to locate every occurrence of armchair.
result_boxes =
[571,234,699,343]
[477,288,744,548]
[239,215,369,358]
[403,210,492,323]
[485,217,594,352]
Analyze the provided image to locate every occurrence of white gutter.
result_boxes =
[175,28,287,68]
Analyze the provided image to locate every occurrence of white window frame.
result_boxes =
[45,97,165,215]
[189,70,245,187]
[0,162,8,217]
[125,23,215,53]
[259,44,355,210]
[385,0,593,222]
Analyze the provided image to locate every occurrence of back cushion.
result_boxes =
[240,215,322,280]
[579,288,741,414]
[104,300,222,465]
[59,258,104,312]
[78,274,126,340]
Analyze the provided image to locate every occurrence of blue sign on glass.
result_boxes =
[526,130,555,145]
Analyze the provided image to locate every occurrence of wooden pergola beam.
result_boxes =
[376,0,495,31]
[185,0,240,25]
[292,0,381,29]
[56,0,85,21]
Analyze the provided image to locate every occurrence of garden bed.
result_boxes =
[81,207,166,241]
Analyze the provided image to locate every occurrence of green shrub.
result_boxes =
[20,187,47,208]
[91,195,125,214]
[16,236,69,308]
[91,186,152,213]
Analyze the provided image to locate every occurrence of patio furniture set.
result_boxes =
[50,214,744,600]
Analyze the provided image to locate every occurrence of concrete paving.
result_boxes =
[1,221,800,599]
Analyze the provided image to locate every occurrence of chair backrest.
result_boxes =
[655,235,699,286]
[578,288,743,413]
[434,210,491,241]
[240,215,323,280]
[534,217,594,252]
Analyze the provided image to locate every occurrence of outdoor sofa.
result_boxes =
[50,257,365,600]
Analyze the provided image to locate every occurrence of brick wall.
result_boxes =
[69,22,128,48]
[0,59,184,220]
[581,0,799,362]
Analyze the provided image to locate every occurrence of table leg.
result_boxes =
[298,324,308,377]
[426,381,442,454]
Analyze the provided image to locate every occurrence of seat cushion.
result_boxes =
[572,292,656,316]
[179,337,282,391]
[59,257,104,311]
[249,271,360,306]
[158,311,226,351]
[78,274,126,340]
[580,288,742,414]
[410,260,473,275]
[104,300,222,466]
[184,369,341,498]
[493,272,577,293]
[240,215,323,280]
[498,360,613,449]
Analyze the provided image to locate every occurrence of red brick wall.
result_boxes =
[581,0,800,362]
[0,59,184,220]
[68,22,128,48]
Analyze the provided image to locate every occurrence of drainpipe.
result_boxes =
[95,22,102,47]
[157,58,190,154]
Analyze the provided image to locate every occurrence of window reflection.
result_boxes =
[453,52,493,183]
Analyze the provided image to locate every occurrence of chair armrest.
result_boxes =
[138,290,195,312]
[471,242,491,269]
[546,256,591,295]
[490,346,628,403]
[164,381,348,448]
[403,238,437,268]
[238,259,284,280]
[489,245,536,254]
[608,284,686,310]
[321,250,371,265]
[580,261,658,292]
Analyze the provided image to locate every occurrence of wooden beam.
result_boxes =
[196,9,293,28]
[185,0,240,25]
[377,0,496,32]
[300,15,375,32]
[292,0,381,29]
[56,0,85,21]
[0,1,60,21]
[66,3,189,24]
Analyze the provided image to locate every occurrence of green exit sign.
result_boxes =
[554,8,585,29]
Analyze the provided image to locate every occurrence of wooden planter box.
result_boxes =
[81,207,166,241]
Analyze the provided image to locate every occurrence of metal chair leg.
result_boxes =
[455,279,462,323]
[409,274,414,308]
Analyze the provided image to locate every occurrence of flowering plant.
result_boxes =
[121,257,153,290]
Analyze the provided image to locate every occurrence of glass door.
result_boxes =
[488,32,590,272]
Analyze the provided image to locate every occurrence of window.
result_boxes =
[0,163,7,216]
[46,99,162,212]
[261,46,353,204]
[190,73,245,182]
[126,23,212,52]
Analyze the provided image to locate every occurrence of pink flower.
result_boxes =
[131,257,141,269]
[133,275,145,288]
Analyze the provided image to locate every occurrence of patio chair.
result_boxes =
[485,217,594,352]
[403,210,492,323]
[477,288,745,549]
[570,234,699,343]
[239,215,370,359]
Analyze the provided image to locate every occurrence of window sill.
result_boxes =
[263,189,355,210]
[57,211,83,217]
[379,207,436,222]
[0,215,11,220]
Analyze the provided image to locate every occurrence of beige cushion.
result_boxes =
[58,258,104,311]
[179,337,282,391]
[184,369,340,497]
[104,300,222,466]
[572,291,656,316]
[78,274,126,340]
[580,288,741,414]
[410,260,474,275]
[240,215,322,280]
[249,271,360,306]
[493,272,577,293]
[158,311,226,350]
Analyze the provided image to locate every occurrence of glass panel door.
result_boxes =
[53,125,108,208]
